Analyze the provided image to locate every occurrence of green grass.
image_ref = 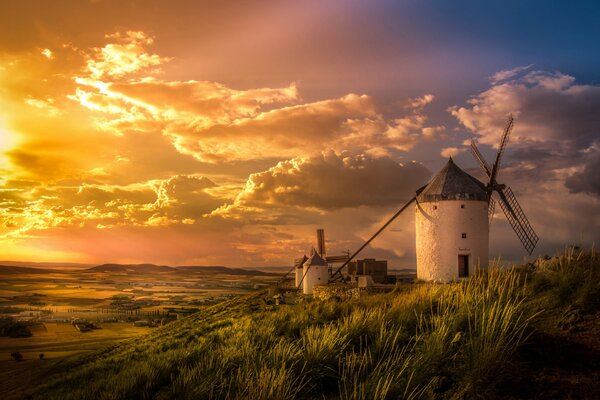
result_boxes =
[19,247,599,400]
[531,246,600,313]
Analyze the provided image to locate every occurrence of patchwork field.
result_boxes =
[0,264,282,367]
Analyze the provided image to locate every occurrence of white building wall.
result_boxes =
[302,264,329,294]
[295,267,303,287]
[415,199,489,282]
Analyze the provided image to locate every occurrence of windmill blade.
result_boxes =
[488,197,496,224]
[470,139,492,178]
[497,186,539,255]
[489,115,514,185]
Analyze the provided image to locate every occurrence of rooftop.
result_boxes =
[416,157,488,203]
[303,249,328,267]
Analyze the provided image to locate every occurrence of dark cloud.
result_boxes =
[565,149,600,196]
[216,151,431,213]
[451,70,600,197]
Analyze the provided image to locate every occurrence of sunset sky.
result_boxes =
[1,0,599,267]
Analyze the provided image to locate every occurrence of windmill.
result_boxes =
[470,115,539,255]
[319,115,539,285]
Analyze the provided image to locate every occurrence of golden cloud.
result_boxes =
[212,150,430,220]
[0,174,223,239]
[86,31,170,79]
[69,31,443,162]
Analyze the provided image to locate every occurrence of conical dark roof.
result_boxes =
[416,158,487,202]
[303,249,328,267]
[294,255,308,268]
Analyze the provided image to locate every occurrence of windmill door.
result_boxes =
[458,255,469,278]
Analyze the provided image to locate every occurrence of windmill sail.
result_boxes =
[471,139,492,178]
[488,197,496,224]
[489,115,514,184]
[497,186,539,254]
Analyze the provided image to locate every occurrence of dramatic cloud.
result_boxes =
[213,151,430,216]
[451,70,600,146]
[450,70,600,196]
[0,174,223,238]
[449,69,600,257]
[70,32,444,162]
[565,147,600,196]
[1,16,597,268]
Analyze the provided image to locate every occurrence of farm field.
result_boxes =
[0,263,282,391]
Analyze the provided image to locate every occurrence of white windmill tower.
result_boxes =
[328,115,539,283]
[416,116,539,281]
[301,248,329,294]
[415,157,490,281]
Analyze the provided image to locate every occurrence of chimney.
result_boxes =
[316,228,326,258]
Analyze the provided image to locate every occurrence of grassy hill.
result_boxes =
[10,248,600,399]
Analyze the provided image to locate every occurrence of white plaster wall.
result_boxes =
[415,200,489,282]
[302,264,329,294]
[295,267,303,287]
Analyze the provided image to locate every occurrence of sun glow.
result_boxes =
[0,117,20,174]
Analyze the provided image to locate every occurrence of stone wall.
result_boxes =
[312,284,361,301]
[312,283,399,301]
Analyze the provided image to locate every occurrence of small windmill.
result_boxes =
[470,115,539,254]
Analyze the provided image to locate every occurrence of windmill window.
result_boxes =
[460,204,465,209]
[462,233,467,239]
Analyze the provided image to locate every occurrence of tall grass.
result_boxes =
[532,246,600,313]
[30,263,539,400]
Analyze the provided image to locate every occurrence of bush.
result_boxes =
[11,351,23,362]
[0,317,32,338]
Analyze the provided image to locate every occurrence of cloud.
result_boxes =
[69,31,444,163]
[450,70,600,147]
[450,69,600,196]
[24,96,61,116]
[440,147,465,158]
[86,31,170,79]
[565,145,600,196]
[0,174,223,238]
[490,64,533,84]
[213,151,430,217]
[405,94,435,110]
[40,48,54,60]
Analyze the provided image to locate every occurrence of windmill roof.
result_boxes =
[416,158,487,202]
[303,250,328,267]
[294,255,308,268]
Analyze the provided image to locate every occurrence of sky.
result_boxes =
[0,0,599,267]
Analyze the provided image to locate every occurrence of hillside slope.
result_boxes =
[0,265,63,274]
[176,266,279,276]
[85,264,178,273]
[15,249,600,399]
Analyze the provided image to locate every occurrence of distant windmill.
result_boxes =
[321,115,539,285]
[469,115,539,254]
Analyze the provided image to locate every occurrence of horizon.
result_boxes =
[1,1,599,267]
